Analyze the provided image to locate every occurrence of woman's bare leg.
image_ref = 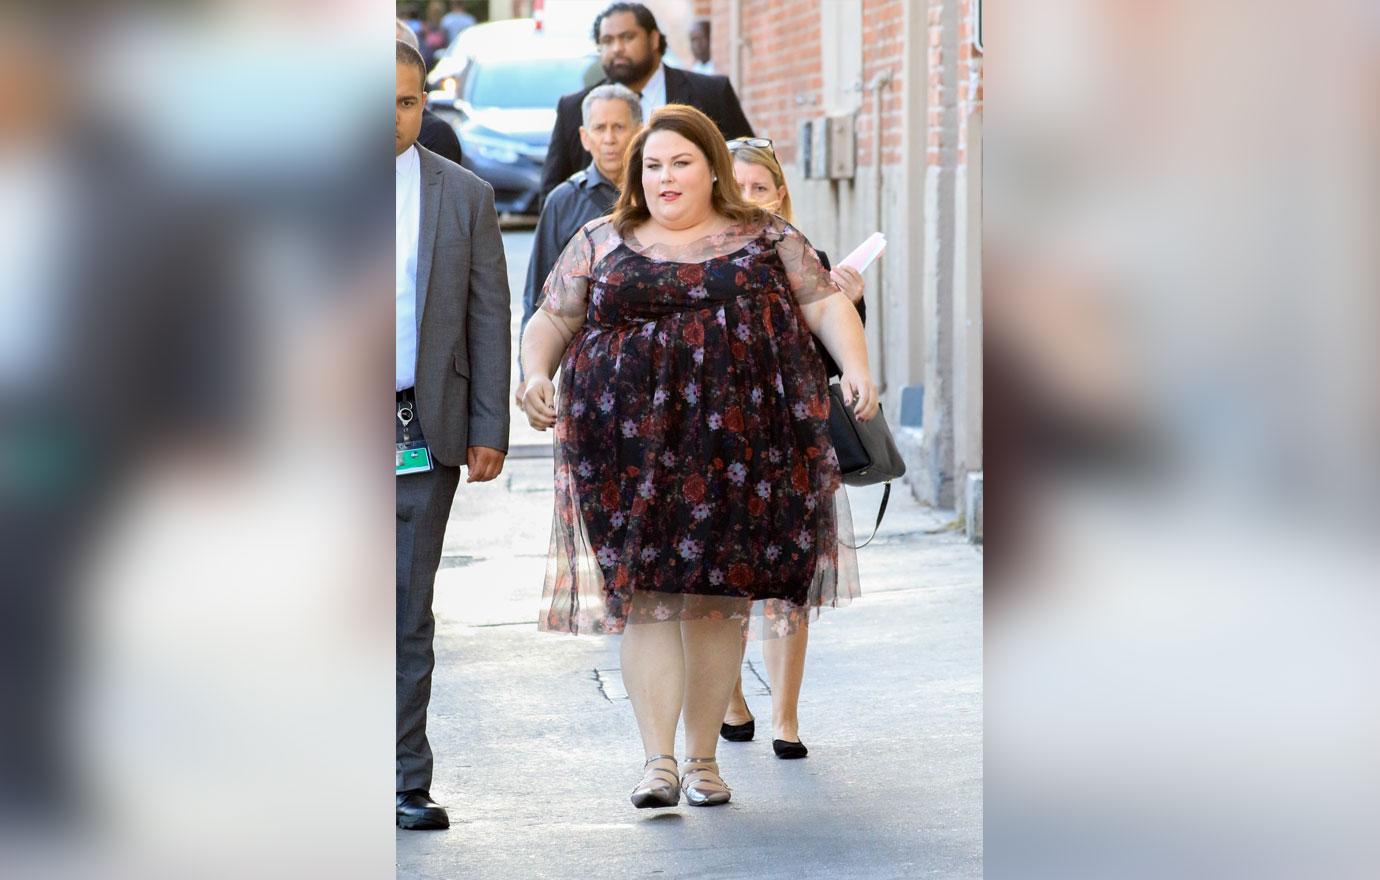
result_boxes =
[678,615,745,800]
[681,617,748,757]
[723,645,753,726]
[763,621,809,742]
[620,619,684,765]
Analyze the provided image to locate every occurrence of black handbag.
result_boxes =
[827,383,907,548]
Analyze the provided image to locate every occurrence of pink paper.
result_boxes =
[838,232,887,273]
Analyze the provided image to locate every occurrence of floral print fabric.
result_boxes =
[537,216,860,636]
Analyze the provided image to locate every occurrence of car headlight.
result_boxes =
[461,130,521,164]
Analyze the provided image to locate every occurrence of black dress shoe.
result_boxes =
[720,718,755,742]
[396,790,450,830]
[773,739,808,759]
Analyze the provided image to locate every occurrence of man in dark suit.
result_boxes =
[539,1,753,201]
[395,40,510,831]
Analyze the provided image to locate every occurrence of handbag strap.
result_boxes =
[842,482,891,550]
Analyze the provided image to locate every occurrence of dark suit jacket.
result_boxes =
[418,110,463,166]
[412,146,511,465]
[540,64,754,202]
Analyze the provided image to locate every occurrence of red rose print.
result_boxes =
[727,563,753,588]
[734,271,747,287]
[731,342,747,360]
[677,263,704,285]
[632,497,648,516]
[601,481,620,508]
[791,460,809,492]
[684,474,707,503]
[682,321,705,346]
[748,496,766,516]
[723,407,745,432]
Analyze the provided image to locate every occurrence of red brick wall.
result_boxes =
[957,0,982,165]
[929,0,982,167]
[706,0,906,169]
[859,0,906,168]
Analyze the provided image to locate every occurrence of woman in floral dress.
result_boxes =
[520,105,876,809]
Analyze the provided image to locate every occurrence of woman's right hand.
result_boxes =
[522,374,557,430]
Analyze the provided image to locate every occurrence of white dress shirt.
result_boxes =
[395,145,420,392]
[638,62,668,119]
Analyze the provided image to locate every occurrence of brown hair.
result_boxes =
[730,143,794,224]
[610,104,768,237]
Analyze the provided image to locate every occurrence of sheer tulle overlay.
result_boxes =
[536,216,861,637]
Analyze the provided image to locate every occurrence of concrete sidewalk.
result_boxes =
[397,455,983,880]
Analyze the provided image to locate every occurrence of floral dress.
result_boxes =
[537,215,860,636]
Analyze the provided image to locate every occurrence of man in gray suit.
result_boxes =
[395,40,510,830]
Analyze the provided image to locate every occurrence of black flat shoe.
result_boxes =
[720,718,755,742]
[773,739,808,759]
[396,790,450,830]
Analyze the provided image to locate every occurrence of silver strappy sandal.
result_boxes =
[630,754,681,809]
[681,756,732,807]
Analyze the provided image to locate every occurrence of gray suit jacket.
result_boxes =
[413,145,511,465]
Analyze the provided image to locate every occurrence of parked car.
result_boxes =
[427,19,601,215]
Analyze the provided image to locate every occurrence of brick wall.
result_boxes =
[929,0,982,166]
[957,0,982,164]
[705,0,906,169]
[859,0,906,167]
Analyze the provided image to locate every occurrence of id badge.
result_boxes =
[396,440,433,476]
[395,399,433,476]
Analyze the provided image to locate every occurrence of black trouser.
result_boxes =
[395,389,460,794]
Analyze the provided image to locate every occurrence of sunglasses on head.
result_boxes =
[727,137,775,153]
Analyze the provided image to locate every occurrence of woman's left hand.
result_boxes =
[838,369,879,421]
[830,265,866,304]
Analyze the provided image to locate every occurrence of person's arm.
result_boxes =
[521,189,567,335]
[419,112,463,166]
[799,294,869,378]
[779,226,878,420]
[519,226,594,429]
[539,99,581,201]
[520,309,583,430]
[815,248,866,309]
[465,179,511,478]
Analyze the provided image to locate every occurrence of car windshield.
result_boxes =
[468,57,595,109]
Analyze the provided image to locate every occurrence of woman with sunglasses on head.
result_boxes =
[720,136,868,760]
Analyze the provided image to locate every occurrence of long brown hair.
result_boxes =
[610,104,768,237]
